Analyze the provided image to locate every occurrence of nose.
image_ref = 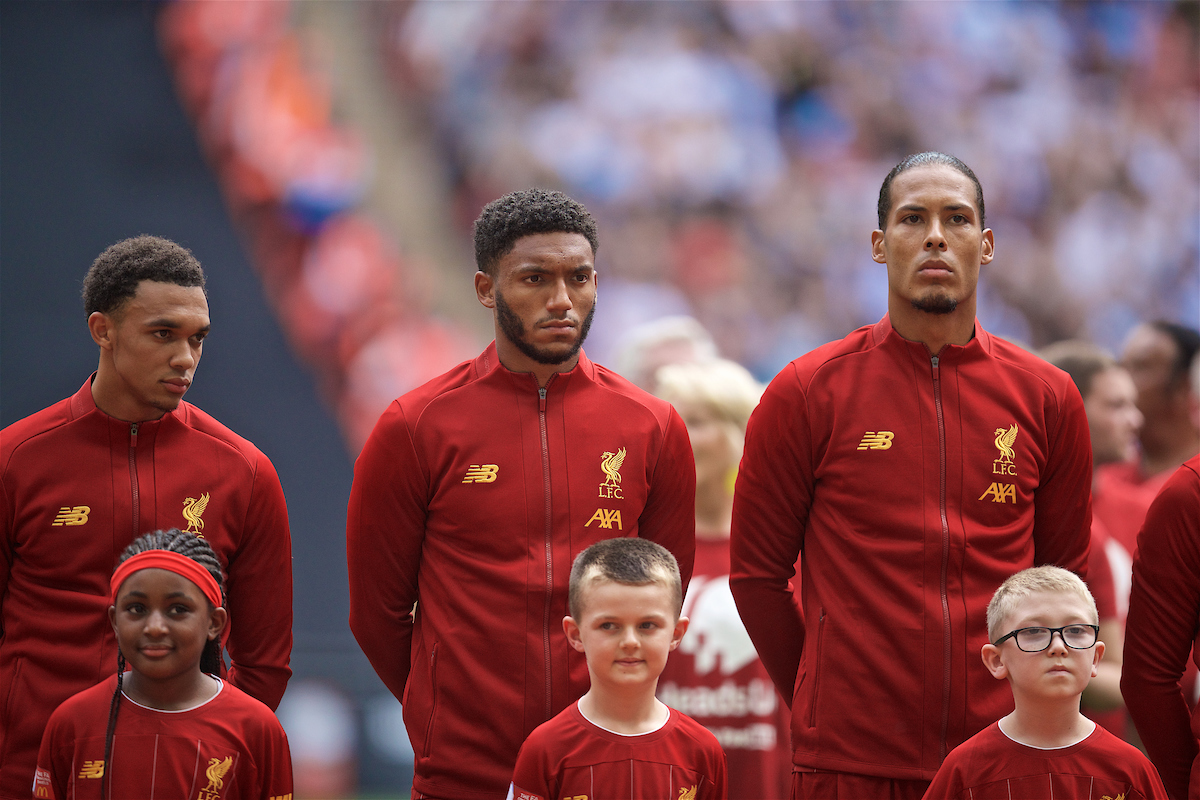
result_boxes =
[145,609,169,636]
[619,626,638,650]
[1047,629,1069,653]
[546,278,573,312]
[924,219,947,251]
[169,340,199,371]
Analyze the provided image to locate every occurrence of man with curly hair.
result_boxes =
[348,189,696,799]
[0,236,292,800]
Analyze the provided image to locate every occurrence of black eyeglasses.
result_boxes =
[992,625,1099,652]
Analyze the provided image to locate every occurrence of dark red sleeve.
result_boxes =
[346,401,427,701]
[729,363,807,707]
[225,452,292,710]
[253,710,294,800]
[1122,459,1200,800]
[1031,379,1092,578]
[638,407,697,589]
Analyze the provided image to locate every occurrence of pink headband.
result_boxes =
[110,550,223,609]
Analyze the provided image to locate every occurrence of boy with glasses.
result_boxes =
[923,566,1166,799]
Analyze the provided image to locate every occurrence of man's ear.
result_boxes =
[870,230,887,264]
[475,270,496,309]
[981,643,1008,680]
[89,311,115,349]
[563,616,585,653]
[980,228,995,265]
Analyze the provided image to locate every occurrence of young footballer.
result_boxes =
[923,566,1166,799]
[509,538,727,800]
[34,530,292,800]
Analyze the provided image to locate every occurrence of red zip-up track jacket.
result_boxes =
[347,343,696,799]
[1122,456,1200,800]
[0,378,292,800]
[730,316,1091,781]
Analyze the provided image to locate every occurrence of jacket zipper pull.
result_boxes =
[538,386,547,412]
[931,355,940,376]
[130,422,139,446]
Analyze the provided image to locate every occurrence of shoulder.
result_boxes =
[46,677,118,730]
[669,709,723,751]
[369,354,486,439]
[170,402,276,473]
[585,361,680,428]
[979,332,1076,398]
[1,394,78,463]
[208,682,290,740]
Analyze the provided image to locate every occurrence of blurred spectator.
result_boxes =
[613,315,718,392]
[1040,339,1143,738]
[654,359,791,799]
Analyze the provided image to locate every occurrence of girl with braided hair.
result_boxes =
[33,529,292,800]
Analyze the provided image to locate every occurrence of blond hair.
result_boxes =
[655,358,763,432]
[986,566,1098,643]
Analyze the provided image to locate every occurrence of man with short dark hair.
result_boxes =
[731,153,1093,798]
[347,189,696,799]
[0,236,292,799]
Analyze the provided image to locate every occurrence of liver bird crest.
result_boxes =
[204,756,232,792]
[993,424,1018,462]
[182,492,210,534]
[601,448,626,486]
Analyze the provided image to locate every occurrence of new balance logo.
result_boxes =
[462,464,499,484]
[857,431,894,450]
[585,508,623,530]
[52,506,90,526]
[77,760,105,779]
[979,483,1017,504]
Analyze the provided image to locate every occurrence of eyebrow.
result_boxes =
[145,317,211,332]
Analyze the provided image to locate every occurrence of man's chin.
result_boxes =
[911,292,959,316]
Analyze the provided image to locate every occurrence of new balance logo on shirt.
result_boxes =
[51,505,90,526]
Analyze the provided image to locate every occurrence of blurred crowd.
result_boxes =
[382,0,1199,379]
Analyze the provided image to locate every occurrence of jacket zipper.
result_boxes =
[538,384,554,721]
[931,354,951,760]
[128,423,140,538]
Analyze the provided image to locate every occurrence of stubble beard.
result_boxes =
[494,290,595,365]
[911,289,958,316]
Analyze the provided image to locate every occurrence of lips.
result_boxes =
[162,378,191,395]
[140,644,173,658]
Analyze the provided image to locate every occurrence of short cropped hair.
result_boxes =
[986,566,1098,643]
[568,538,682,621]
[1148,320,1200,387]
[1039,339,1118,401]
[655,358,763,433]
[473,189,599,277]
[82,235,206,317]
[877,152,985,230]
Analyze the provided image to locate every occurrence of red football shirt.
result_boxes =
[510,702,727,800]
[35,676,292,800]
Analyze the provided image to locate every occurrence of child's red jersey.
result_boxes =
[34,676,292,800]
[922,721,1167,800]
[510,702,726,800]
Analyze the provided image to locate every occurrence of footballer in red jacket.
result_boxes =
[0,237,292,800]
[731,153,1092,796]
[348,190,696,799]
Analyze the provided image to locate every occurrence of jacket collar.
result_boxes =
[69,373,175,430]
[872,314,991,362]
[474,340,596,388]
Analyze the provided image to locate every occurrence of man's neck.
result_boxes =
[577,686,668,736]
[1140,428,1200,478]
[90,364,166,423]
[887,299,976,354]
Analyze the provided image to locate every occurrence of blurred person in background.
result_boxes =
[730,152,1092,799]
[654,358,791,799]
[614,315,719,392]
[1093,322,1200,561]
[1040,339,1144,739]
[0,236,293,800]
[346,189,696,800]
[1122,350,1200,800]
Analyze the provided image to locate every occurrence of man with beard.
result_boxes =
[731,153,1092,799]
[347,189,695,800]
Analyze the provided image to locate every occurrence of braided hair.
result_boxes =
[103,529,226,799]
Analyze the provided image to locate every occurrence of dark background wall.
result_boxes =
[1,0,368,691]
